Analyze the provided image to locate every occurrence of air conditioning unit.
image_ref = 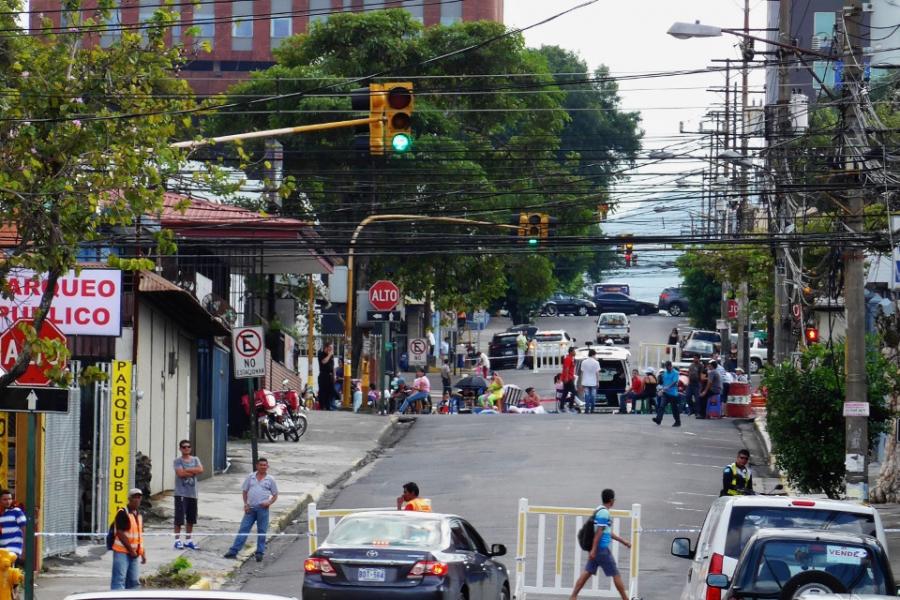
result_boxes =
[202,293,238,326]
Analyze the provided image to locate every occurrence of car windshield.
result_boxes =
[492,335,518,343]
[725,507,877,558]
[738,539,887,595]
[691,331,719,342]
[684,340,714,353]
[327,515,443,549]
[599,315,626,326]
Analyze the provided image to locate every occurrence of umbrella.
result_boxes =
[455,375,488,390]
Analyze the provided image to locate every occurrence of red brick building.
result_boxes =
[29,0,503,95]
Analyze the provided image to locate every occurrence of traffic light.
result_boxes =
[518,213,549,245]
[805,326,819,344]
[385,83,414,154]
[351,83,386,155]
[624,242,634,267]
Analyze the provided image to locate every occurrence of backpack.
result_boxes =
[105,508,125,551]
[577,512,598,551]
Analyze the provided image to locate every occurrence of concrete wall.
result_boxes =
[135,301,198,495]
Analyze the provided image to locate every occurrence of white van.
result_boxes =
[671,496,887,600]
[574,345,631,407]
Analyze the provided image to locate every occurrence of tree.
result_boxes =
[763,340,895,498]
[206,11,642,311]
[0,1,198,386]
[675,252,722,329]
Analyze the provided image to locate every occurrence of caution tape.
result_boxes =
[35,531,308,538]
[639,528,701,534]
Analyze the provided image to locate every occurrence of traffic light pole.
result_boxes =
[170,116,383,149]
[341,215,518,408]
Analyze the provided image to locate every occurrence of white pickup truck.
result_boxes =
[731,334,767,373]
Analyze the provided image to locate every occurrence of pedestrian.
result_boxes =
[667,327,679,346]
[317,341,336,411]
[0,490,26,562]
[560,347,577,413]
[110,488,145,590]
[440,337,450,361]
[640,367,658,412]
[734,367,748,383]
[477,351,491,379]
[224,457,278,563]
[696,365,709,419]
[396,482,431,512]
[515,331,528,370]
[173,440,204,550]
[721,449,753,496]
[440,359,452,397]
[398,367,431,414]
[554,373,565,410]
[684,356,702,416]
[702,359,724,418]
[618,369,644,414]
[579,349,601,414]
[653,361,682,427]
[570,489,632,600]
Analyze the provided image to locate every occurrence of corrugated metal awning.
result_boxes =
[138,271,230,336]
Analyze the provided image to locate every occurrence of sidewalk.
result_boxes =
[35,412,403,600]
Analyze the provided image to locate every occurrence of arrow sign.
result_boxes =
[0,387,69,413]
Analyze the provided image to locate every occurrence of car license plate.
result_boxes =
[599,373,614,382]
[358,567,386,582]
[504,350,514,355]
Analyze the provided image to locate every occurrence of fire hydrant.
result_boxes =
[0,549,23,600]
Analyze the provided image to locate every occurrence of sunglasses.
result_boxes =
[180,444,191,449]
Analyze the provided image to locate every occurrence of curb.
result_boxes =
[189,577,212,590]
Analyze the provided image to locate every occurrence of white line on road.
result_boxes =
[674,462,723,469]
[667,501,686,505]
[675,507,707,512]
[674,491,718,497]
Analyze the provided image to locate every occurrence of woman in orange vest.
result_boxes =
[396,482,431,512]
[111,489,146,590]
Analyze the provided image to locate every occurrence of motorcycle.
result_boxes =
[242,379,309,442]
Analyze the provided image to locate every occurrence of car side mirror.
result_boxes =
[490,543,507,557]
[671,538,694,559]
[706,574,729,589]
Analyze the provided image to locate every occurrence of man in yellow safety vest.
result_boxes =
[111,489,146,589]
[721,449,753,496]
[396,482,431,512]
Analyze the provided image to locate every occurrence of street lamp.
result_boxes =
[667,20,723,39]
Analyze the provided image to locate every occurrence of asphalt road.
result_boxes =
[231,414,763,600]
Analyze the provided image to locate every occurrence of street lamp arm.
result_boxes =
[668,21,833,60]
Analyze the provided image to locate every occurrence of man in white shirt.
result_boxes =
[579,349,602,414]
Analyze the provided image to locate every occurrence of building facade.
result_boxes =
[29,0,504,95]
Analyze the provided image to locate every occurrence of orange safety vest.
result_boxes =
[403,498,432,512]
[111,510,144,557]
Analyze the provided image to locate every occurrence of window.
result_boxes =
[402,0,423,22]
[232,0,253,50]
[813,60,833,91]
[812,12,835,51]
[139,0,156,41]
[99,7,120,47]
[193,3,215,48]
[363,0,384,10]
[440,0,461,25]
[309,0,330,24]
[270,0,291,47]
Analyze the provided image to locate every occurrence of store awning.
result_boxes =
[138,271,230,336]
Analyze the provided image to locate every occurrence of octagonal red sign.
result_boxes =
[0,318,67,386]
[368,280,400,312]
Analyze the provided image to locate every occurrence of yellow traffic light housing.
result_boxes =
[385,83,414,153]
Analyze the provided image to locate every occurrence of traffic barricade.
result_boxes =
[532,342,567,373]
[514,498,641,600]
[725,382,752,418]
[307,502,393,554]
[638,343,680,371]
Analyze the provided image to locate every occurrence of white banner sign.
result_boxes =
[0,269,122,336]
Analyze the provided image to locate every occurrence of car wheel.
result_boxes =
[623,337,630,344]
[499,582,510,600]
[545,305,558,317]
[578,306,588,316]
[750,357,763,374]
[779,571,846,600]
[668,303,683,317]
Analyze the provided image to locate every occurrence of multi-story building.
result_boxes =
[29,0,504,95]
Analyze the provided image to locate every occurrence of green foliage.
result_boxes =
[763,339,897,498]
[141,557,200,588]
[501,255,556,324]
[675,252,722,329]
[208,10,642,310]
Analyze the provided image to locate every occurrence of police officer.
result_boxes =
[721,449,753,496]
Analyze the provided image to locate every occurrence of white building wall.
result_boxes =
[871,1,900,69]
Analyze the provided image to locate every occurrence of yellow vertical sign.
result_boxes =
[0,413,7,489]
[108,360,132,520]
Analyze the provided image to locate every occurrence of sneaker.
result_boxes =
[224,552,237,559]
[185,540,198,550]
[652,417,661,425]
[174,540,183,550]
[255,553,264,562]
[673,422,682,427]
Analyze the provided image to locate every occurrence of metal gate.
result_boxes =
[211,345,230,472]
[41,387,81,556]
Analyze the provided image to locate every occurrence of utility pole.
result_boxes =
[771,0,793,364]
[736,0,751,375]
[840,0,869,502]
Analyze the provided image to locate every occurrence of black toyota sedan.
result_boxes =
[594,292,657,316]
[303,511,510,600]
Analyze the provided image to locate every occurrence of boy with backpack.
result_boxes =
[571,489,632,600]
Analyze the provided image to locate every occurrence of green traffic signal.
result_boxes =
[391,133,412,153]
[528,238,539,247]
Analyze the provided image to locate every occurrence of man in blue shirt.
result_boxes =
[0,490,25,562]
[571,488,632,600]
[653,361,682,427]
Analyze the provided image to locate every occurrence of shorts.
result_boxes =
[174,496,198,526]
[585,547,619,577]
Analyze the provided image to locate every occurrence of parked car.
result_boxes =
[487,332,531,370]
[302,510,510,600]
[533,330,576,349]
[684,329,722,352]
[541,293,597,317]
[596,312,630,344]
[65,593,297,600]
[593,292,657,316]
[670,495,887,600]
[592,282,631,298]
[729,334,767,374]
[659,287,689,317]
[574,345,631,406]
[702,529,895,600]
[680,339,716,361]
[506,324,538,339]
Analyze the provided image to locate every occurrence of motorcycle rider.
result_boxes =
[397,368,430,414]
[721,449,753,496]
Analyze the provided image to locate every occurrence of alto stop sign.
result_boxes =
[0,318,67,386]
[369,280,400,312]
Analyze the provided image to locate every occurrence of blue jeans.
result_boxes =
[111,550,140,589]
[656,394,682,423]
[684,383,700,415]
[399,391,429,413]
[583,386,597,413]
[228,506,269,556]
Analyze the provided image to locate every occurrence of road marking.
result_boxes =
[674,462,723,469]
[674,491,718,497]
[667,501,686,506]
[672,451,733,459]
[674,507,706,512]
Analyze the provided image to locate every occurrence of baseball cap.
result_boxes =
[128,488,143,497]
[644,367,654,374]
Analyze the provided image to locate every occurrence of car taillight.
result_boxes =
[304,557,337,577]
[791,500,816,507]
[661,293,669,300]
[706,552,724,600]
[408,561,449,578]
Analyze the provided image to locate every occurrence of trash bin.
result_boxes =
[400,352,409,372]
[725,382,752,418]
